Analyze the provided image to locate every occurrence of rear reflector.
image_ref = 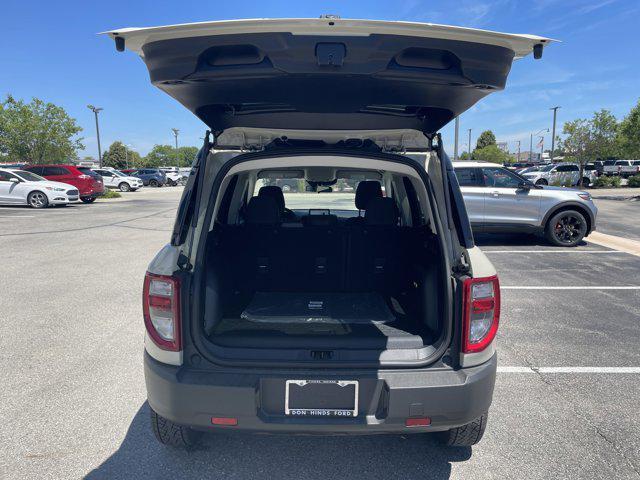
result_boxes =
[405,417,431,427]
[211,417,238,426]
[462,275,500,353]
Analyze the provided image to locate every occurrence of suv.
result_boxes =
[93,167,143,192]
[22,164,105,203]
[616,160,640,178]
[602,160,619,176]
[128,168,166,187]
[108,17,554,448]
[520,162,595,187]
[454,162,597,246]
[159,167,185,186]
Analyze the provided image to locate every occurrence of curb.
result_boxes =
[591,195,640,201]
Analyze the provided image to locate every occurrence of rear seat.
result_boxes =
[348,197,407,294]
[214,192,407,296]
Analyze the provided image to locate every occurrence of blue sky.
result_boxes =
[1,0,638,158]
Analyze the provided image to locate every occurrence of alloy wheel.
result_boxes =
[553,214,584,245]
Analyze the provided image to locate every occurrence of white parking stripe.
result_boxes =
[484,250,620,254]
[498,366,640,373]
[0,215,34,218]
[502,286,640,290]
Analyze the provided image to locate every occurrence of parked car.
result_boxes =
[159,167,184,186]
[127,168,167,187]
[454,161,597,246]
[92,167,144,192]
[616,160,640,178]
[507,162,535,171]
[22,164,104,203]
[0,168,79,208]
[515,166,541,175]
[602,160,619,176]
[520,162,595,187]
[108,16,553,449]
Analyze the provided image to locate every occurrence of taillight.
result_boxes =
[462,275,500,353]
[143,272,181,351]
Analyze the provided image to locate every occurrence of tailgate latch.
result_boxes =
[316,43,346,67]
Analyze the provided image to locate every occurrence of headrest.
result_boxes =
[365,197,399,226]
[302,214,338,227]
[258,185,285,213]
[355,181,382,210]
[245,196,281,225]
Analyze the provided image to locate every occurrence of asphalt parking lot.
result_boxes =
[1,189,639,479]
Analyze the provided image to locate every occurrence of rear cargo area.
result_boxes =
[202,217,445,354]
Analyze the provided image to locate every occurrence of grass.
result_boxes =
[99,189,122,199]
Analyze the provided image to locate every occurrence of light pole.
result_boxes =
[529,128,548,162]
[124,143,133,169]
[516,140,521,161]
[454,116,460,160]
[550,106,560,163]
[172,128,180,166]
[87,105,103,168]
[467,129,472,159]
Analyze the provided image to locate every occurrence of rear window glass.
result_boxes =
[77,167,100,177]
[253,177,381,213]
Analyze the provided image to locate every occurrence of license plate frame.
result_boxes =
[285,380,359,418]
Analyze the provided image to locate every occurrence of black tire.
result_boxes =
[438,413,488,447]
[28,191,49,208]
[581,177,590,187]
[150,407,201,449]
[149,179,159,187]
[81,197,96,204]
[119,182,131,192]
[535,179,548,186]
[169,179,177,186]
[545,209,588,247]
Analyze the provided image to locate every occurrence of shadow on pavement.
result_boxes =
[474,232,588,248]
[85,402,471,480]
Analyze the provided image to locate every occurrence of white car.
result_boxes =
[0,168,79,208]
[521,162,597,187]
[159,167,184,186]
[92,168,143,192]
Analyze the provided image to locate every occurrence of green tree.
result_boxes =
[617,99,640,158]
[472,144,510,164]
[144,144,198,167]
[102,141,142,169]
[475,130,497,150]
[562,118,591,186]
[0,95,84,163]
[590,109,619,160]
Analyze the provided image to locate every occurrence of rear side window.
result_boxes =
[454,168,482,187]
[42,166,67,176]
[481,167,522,188]
[556,165,578,172]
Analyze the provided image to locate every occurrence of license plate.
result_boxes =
[285,380,358,417]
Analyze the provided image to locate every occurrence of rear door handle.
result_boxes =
[490,190,500,197]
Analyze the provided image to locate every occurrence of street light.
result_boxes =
[467,129,472,159]
[529,128,549,162]
[124,143,133,169]
[550,106,561,163]
[172,128,179,166]
[87,105,103,168]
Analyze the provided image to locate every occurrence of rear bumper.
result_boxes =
[144,352,497,434]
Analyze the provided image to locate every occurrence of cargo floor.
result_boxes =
[210,291,433,350]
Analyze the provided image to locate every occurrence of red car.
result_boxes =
[22,165,105,203]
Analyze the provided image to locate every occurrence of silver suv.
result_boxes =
[454,161,597,246]
[521,162,597,187]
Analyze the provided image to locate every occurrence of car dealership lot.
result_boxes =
[1,190,639,479]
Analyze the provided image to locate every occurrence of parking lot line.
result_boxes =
[502,286,640,290]
[484,250,620,254]
[498,366,640,373]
